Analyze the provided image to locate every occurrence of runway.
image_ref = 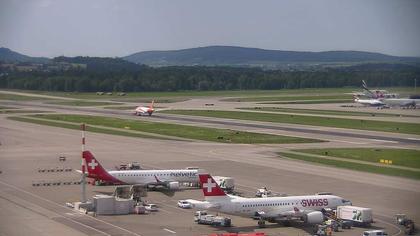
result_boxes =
[3,100,420,148]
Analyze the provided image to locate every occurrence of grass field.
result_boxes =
[0,110,48,114]
[239,107,415,117]
[46,100,120,106]
[3,87,417,99]
[295,148,420,169]
[278,152,420,180]
[103,105,138,110]
[223,94,350,102]
[8,116,170,140]
[0,106,15,109]
[259,99,352,104]
[161,110,420,135]
[0,93,51,101]
[18,114,321,144]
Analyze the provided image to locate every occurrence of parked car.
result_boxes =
[177,200,192,209]
[362,230,388,236]
[144,204,158,212]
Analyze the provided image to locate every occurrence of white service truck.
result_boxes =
[194,211,231,227]
[337,206,373,226]
[213,176,235,193]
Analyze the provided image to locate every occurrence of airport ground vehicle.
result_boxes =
[213,176,235,193]
[337,206,373,226]
[144,203,158,212]
[117,162,141,170]
[396,214,416,235]
[178,200,192,209]
[362,230,388,236]
[194,211,231,227]
[255,187,272,197]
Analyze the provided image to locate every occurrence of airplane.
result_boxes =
[360,80,398,99]
[186,174,352,227]
[382,98,418,109]
[133,100,155,116]
[350,80,398,99]
[353,95,385,107]
[81,150,200,190]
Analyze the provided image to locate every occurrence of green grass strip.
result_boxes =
[23,114,321,144]
[223,94,349,102]
[0,106,15,110]
[239,107,414,117]
[8,116,172,140]
[0,93,51,101]
[278,152,420,180]
[0,110,48,114]
[260,99,352,104]
[46,100,119,106]
[162,110,420,135]
[294,148,420,169]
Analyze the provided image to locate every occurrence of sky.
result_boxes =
[1,0,420,58]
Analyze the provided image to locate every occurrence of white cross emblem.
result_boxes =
[88,159,98,170]
[203,178,216,192]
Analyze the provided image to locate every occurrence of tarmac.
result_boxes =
[1,96,420,236]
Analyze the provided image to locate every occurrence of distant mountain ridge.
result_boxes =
[124,46,420,67]
[0,47,50,63]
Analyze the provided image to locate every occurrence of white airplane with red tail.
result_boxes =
[81,150,199,190]
[133,100,155,116]
[186,174,351,227]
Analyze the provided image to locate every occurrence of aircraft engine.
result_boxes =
[304,211,324,224]
[167,181,180,190]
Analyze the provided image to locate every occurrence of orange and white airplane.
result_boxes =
[186,174,351,227]
[133,100,155,116]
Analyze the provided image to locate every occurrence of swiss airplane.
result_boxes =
[82,150,199,190]
[133,100,155,116]
[187,174,351,227]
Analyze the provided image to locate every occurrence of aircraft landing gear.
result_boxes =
[257,218,266,228]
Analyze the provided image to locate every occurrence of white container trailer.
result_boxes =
[114,198,134,214]
[93,195,115,215]
[93,195,134,215]
[213,176,235,193]
[337,206,373,226]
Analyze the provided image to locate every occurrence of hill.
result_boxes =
[0,47,50,63]
[53,56,146,72]
[124,46,420,68]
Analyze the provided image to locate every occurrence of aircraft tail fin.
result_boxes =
[362,80,368,90]
[199,174,228,200]
[82,151,123,184]
[150,100,154,109]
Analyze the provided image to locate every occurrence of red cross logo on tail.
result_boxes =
[199,174,226,197]
[88,159,98,170]
[203,178,216,192]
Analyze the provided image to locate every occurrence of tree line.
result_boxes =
[0,58,419,92]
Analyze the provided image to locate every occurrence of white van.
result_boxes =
[363,230,388,236]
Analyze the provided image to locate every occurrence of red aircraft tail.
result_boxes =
[199,174,227,198]
[82,151,123,184]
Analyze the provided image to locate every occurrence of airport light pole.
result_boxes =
[81,123,87,203]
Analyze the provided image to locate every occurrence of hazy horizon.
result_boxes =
[1,0,420,58]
